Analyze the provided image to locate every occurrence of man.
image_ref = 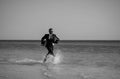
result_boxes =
[41,28,60,63]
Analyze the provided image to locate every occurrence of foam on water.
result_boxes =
[8,58,43,65]
[15,58,42,63]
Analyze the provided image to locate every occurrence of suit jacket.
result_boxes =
[41,34,60,47]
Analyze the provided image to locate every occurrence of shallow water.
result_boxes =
[0,41,120,79]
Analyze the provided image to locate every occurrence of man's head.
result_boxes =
[49,28,53,34]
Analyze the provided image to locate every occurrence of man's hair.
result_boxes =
[49,28,53,31]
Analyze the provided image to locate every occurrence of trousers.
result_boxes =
[46,45,55,56]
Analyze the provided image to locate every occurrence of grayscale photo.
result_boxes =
[0,0,120,79]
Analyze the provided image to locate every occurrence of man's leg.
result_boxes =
[49,46,55,57]
[43,46,54,63]
[43,52,49,63]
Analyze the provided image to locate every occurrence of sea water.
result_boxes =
[0,41,120,79]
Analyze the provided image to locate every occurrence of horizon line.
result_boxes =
[0,40,120,42]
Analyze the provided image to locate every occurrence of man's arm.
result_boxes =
[54,34,60,43]
[41,34,47,45]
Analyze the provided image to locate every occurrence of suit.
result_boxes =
[41,34,60,56]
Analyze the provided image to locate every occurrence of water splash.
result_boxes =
[53,50,63,64]
[46,50,63,64]
[53,53,61,64]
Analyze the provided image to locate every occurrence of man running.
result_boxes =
[41,28,60,63]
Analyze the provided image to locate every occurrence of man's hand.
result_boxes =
[52,43,54,46]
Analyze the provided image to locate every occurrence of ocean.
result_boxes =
[0,41,120,79]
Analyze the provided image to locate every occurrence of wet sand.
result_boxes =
[0,41,120,79]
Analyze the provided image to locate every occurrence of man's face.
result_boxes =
[49,29,53,34]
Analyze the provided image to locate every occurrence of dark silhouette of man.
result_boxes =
[41,28,60,63]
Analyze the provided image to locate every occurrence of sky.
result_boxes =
[0,0,120,40]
